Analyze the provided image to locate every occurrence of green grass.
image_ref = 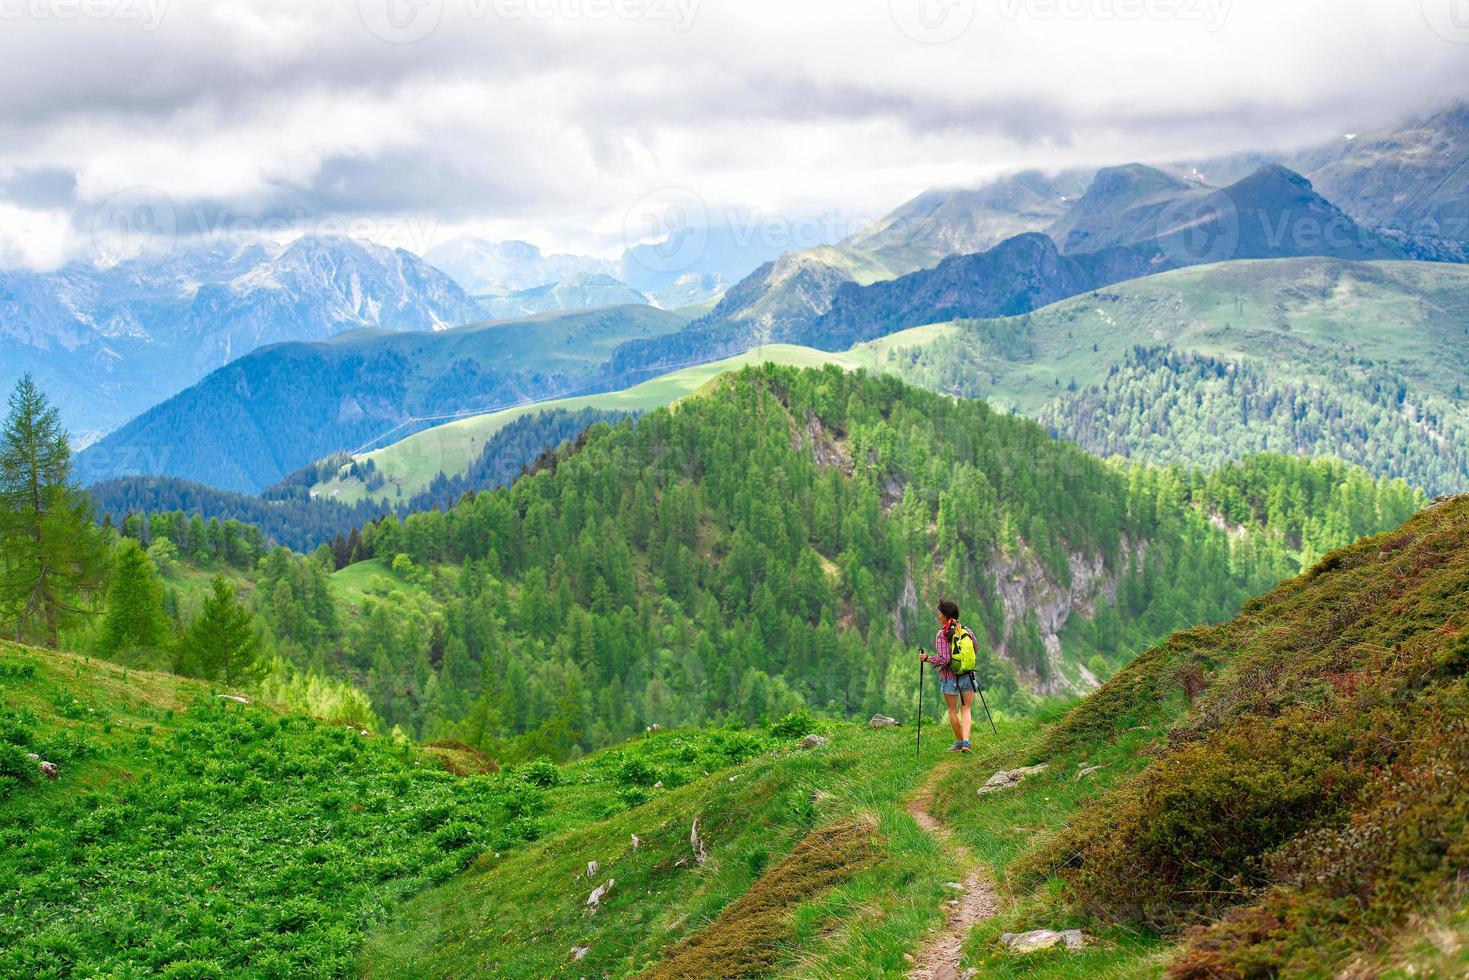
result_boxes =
[315,345,863,505]
[0,645,805,977]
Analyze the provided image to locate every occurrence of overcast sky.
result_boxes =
[1,0,1467,269]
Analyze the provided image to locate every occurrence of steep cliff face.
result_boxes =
[991,539,1144,695]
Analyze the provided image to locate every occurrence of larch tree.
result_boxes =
[0,374,107,647]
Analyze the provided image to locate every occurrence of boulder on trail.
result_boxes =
[977,764,1048,796]
[868,714,900,728]
[998,928,1084,952]
[797,733,830,749]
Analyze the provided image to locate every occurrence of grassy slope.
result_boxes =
[314,344,862,506]
[850,257,1469,414]
[0,644,803,976]
[6,496,1462,976]
[364,495,1469,978]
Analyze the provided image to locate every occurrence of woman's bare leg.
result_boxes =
[944,693,962,741]
[959,690,973,743]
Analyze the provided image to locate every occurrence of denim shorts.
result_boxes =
[940,673,978,697]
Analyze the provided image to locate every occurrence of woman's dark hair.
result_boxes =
[937,599,960,621]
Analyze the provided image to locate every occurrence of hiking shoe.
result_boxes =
[960,741,972,753]
[945,741,966,752]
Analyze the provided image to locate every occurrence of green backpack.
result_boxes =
[949,624,979,675]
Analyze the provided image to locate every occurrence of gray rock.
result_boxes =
[797,733,830,749]
[216,694,249,704]
[868,714,900,728]
[1076,765,1103,781]
[38,761,58,780]
[571,946,590,961]
[630,834,640,851]
[586,879,614,910]
[586,860,599,879]
[977,764,1048,795]
[690,818,707,865]
[997,928,1085,952]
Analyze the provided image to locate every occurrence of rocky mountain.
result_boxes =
[75,304,687,493]
[1301,102,1469,254]
[0,236,483,442]
[853,168,1094,260]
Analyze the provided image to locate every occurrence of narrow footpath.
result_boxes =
[904,765,999,980]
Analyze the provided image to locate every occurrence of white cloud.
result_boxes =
[0,0,1465,267]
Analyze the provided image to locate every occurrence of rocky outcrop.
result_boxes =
[992,537,1144,695]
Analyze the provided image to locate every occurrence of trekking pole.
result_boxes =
[976,685,998,735]
[915,647,924,758]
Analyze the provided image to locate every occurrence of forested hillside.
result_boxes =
[76,305,686,493]
[859,256,1469,494]
[191,365,1418,754]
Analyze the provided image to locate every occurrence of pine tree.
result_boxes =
[99,539,171,659]
[178,575,262,686]
[0,375,107,647]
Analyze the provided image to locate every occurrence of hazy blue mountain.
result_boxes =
[1,236,482,442]
[75,305,687,493]
[422,237,616,295]
[476,273,650,319]
[647,272,728,310]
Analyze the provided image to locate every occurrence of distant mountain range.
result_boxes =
[611,161,1424,368]
[39,100,1469,499]
[1,236,482,442]
[75,305,688,492]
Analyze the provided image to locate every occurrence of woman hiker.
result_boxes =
[918,599,980,753]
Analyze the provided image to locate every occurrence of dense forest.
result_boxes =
[105,365,1411,759]
[1037,348,1469,494]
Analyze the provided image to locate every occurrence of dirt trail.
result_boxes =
[904,769,999,980]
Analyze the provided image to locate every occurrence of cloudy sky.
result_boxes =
[1,0,1467,269]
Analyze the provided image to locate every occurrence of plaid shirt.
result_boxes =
[929,623,959,681]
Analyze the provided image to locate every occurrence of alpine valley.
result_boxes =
[2,81,1468,980]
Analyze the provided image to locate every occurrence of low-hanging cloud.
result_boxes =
[1,0,1467,270]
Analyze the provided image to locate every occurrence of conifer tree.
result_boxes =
[0,375,106,647]
[178,575,262,686]
[99,539,170,659]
